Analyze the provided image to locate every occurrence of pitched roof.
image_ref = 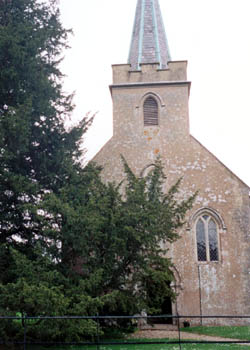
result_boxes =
[128,0,171,70]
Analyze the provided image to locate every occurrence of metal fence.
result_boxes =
[0,314,250,350]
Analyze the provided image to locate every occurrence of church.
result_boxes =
[93,0,250,324]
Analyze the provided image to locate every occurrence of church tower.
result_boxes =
[94,0,250,323]
[108,0,190,174]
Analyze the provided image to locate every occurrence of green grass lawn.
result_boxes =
[26,338,250,350]
[181,325,250,340]
[10,326,250,350]
[26,344,250,350]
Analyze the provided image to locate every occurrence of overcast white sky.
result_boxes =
[59,0,250,187]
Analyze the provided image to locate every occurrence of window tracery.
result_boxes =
[196,215,219,262]
[189,207,225,263]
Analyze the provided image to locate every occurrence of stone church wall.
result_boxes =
[93,61,250,324]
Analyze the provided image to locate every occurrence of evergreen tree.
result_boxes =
[0,0,92,251]
[0,0,96,342]
[44,157,196,317]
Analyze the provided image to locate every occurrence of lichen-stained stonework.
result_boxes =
[93,60,250,324]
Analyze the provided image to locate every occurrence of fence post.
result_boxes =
[96,314,100,350]
[197,265,203,326]
[176,313,182,350]
[23,314,26,350]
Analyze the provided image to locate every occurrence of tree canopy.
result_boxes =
[0,0,92,251]
[0,156,196,342]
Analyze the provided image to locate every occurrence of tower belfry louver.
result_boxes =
[128,0,171,70]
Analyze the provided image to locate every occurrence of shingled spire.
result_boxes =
[128,0,171,70]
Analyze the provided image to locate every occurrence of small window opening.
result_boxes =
[144,96,158,126]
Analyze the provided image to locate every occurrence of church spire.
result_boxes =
[128,0,171,70]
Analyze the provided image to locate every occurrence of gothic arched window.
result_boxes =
[143,96,158,126]
[196,214,219,262]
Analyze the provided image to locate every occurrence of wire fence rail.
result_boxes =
[0,314,250,350]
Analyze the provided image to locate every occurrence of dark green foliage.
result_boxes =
[0,155,196,342]
[0,224,100,342]
[0,0,94,342]
[44,156,196,317]
[0,0,92,249]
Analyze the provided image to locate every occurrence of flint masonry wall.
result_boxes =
[93,61,250,324]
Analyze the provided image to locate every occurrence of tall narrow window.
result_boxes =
[144,96,158,126]
[208,219,219,261]
[196,215,219,262]
[196,218,206,261]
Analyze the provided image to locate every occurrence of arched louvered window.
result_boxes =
[196,215,219,262]
[143,96,158,126]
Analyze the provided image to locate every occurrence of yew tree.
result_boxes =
[0,0,91,251]
[46,157,196,317]
[0,0,95,341]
